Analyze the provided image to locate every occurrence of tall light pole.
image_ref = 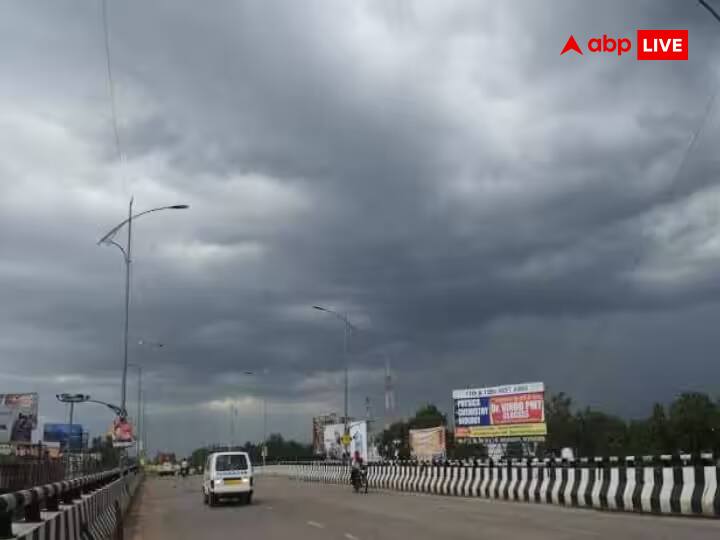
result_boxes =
[98,200,188,416]
[134,340,164,458]
[313,305,356,458]
[242,370,269,465]
[127,363,143,454]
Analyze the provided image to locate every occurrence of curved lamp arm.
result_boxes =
[98,204,189,245]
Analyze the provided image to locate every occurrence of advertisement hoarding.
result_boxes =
[43,423,85,450]
[0,393,39,443]
[409,426,446,462]
[322,421,368,461]
[109,416,135,448]
[312,414,338,455]
[453,382,546,441]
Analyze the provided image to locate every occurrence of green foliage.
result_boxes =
[668,393,720,453]
[189,433,313,467]
[408,404,446,429]
[543,392,720,457]
[378,420,410,459]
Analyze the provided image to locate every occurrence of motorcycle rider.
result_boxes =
[180,458,190,477]
[350,451,364,487]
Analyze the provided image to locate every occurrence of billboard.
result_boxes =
[323,421,368,461]
[410,426,446,462]
[312,414,338,455]
[43,423,85,450]
[0,393,39,443]
[109,416,135,448]
[453,382,546,441]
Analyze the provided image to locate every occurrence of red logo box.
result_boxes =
[637,29,688,60]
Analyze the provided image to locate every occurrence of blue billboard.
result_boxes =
[43,423,85,450]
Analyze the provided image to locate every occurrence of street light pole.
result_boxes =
[133,340,163,459]
[128,363,142,454]
[121,198,133,419]
[98,200,188,416]
[313,305,355,459]
[242,370,269,465]
[343,321,348,441]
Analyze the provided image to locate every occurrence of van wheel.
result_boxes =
[203,491,209,505]
[246,493,253,505]
[209,493,217,507]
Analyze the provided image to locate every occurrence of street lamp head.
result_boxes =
[138,339,164,348]
[56,393,90,403]
[313,305,327,312]
[169,204,189,209]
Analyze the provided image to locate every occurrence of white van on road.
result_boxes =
[203,451,254,506]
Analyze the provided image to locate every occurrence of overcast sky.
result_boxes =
[2,0,720,456]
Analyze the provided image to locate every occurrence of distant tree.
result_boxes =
[647,403,672,454]
[575,408,627,457]
[668,393,720,453]
[542,392,578,455]
[378,420,410,460]
[190,447,210,469]
[189,434,313,466]
[408,404,446,430]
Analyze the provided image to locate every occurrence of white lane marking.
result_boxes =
[344,534,359,540]
[307,521,325,529]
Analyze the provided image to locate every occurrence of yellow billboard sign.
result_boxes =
[455,422,547,439]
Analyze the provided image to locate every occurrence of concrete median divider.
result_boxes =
[0,467,142,540]
[256,454,720,518]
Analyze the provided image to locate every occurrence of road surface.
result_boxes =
[125,475,720,540]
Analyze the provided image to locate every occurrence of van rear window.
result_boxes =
[215,454,248,471]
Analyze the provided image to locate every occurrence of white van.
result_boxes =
[203,451,254,506]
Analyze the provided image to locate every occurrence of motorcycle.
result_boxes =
[351,465,368,494]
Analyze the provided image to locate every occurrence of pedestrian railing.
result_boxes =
[0,466,138,539]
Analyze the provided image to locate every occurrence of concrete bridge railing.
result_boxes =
[257,455,720,519]
[0,466,142,540]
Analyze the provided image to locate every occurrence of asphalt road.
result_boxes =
[125,475,720,540]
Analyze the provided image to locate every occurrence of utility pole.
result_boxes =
[313,305,356,461]
[384,355,396,429]
[98,202,188,416]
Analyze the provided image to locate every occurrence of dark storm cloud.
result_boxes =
[2,0,720,455]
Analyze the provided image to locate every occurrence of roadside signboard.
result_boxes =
[410,426,446,461]
[453,382,547,441]
[312,414,338,455]
[43,423,85,450]
[323,421,368,461]
[0,393,39,443]
[109,416,135,448]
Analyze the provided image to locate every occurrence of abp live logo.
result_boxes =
[561,30,688,60]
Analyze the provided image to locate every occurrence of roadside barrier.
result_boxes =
[258,454,720,518]
[0,466,141,540]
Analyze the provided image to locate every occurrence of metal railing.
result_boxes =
[0,465,138,539]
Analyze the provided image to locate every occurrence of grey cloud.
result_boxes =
[2,0,720,456]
